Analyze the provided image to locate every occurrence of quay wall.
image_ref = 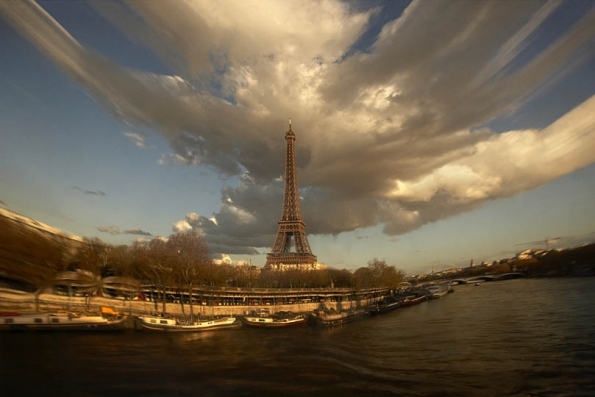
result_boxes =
[0,288,384,318]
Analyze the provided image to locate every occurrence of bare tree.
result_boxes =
[166,231,211,321]
[141,238,173,313]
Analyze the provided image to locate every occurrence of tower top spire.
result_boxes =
[288,118,292,131]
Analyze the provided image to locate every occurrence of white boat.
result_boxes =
[0,308,127,331]
[242,310,307,328]
[137,315,241,332]
[424,285,449,299]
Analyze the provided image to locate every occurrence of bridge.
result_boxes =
[447,272,525,285]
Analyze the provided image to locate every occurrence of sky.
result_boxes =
[1,0,595,275]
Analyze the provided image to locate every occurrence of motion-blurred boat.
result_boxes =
[0,307,127,331]
[399,294,427,307]
[424,285,450,299]
[242,309,307,328]
[309,308,367,327]
[136,314,240,332]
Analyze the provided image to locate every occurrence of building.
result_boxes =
[264,120,319,271]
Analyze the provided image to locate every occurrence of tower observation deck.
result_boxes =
[264,120,318,270]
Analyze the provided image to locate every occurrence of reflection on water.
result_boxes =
[1,278,594,396]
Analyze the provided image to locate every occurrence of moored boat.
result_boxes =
[136,314,241,332]
[367,297,401,315]
[0,307,127,331]
[424,285,450,299]
[309,308,367,327]
[242,309,307,328]
[399,294,427,307]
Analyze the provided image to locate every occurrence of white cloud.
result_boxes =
[123,131,147,148]
[185,212,200,223]
[389,164,502,203]
[172,220,192,233]
[213,254,233,265]
[134,236,152,244]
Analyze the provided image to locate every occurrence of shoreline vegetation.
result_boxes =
[1,209,594,320]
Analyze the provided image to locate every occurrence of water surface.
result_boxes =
[1,278,594,396]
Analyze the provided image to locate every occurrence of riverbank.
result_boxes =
[0,287,382,318]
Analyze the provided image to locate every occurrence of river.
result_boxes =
[1,277,594,396]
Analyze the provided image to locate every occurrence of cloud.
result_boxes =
[213,254,233,265]
[134,236,152,245]
[172,220,193,234]
[73,186,106,196]
[157,235,168,242]
[124,228,152,236]
[97,225,120,235]
[123,131,148,148]
[2,0,595,256]
[174,208,263,256]
[98,226,152,237]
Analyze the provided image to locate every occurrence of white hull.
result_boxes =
[242,314,306,328]
[137,315,240,332]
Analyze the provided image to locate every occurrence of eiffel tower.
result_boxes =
[264,119,317,270]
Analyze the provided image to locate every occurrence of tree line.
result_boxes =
[1,215,407,317]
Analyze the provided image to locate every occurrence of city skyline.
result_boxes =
[1,1,595,274]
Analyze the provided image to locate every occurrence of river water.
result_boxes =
[1,277,594,396]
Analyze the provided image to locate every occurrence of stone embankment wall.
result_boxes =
[0,288,373,318]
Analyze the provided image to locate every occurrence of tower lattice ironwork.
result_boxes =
[265,120,317,270]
